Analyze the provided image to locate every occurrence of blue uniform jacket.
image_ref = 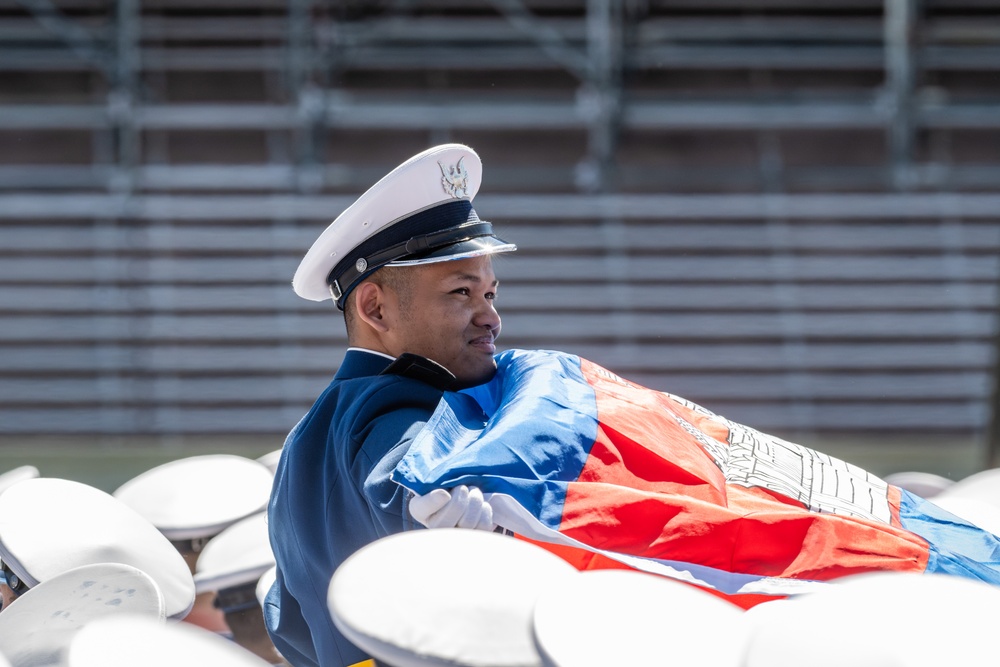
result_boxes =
[264,349,446,667]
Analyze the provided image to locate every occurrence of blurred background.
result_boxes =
[1,0,999,491]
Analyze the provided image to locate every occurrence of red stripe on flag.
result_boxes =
[555,359,930,581]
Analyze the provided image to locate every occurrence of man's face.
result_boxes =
[386,255,502,389]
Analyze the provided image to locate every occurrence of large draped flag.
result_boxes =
[392,349,1000,605]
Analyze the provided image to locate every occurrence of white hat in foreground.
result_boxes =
[0,563,164,666]
[532,569,746,666]
[0,477,195,619]
[328,529,577,667]
[113,454,273,542]
[293,143,516,307]
[741,571,1000,667]
[66,615,272,667]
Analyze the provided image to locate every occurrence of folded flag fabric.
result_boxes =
[392,349,1000,601]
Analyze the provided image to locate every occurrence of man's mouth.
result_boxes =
[469,335,496,353]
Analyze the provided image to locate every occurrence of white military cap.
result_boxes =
[193,512,274,596]
[113,454,273,543]
[0,562,164,666]
[66,615,272,667]
[292,143,516,308]
[328,529,577,667]
[0,477,195,619]
[741,571,1000,667]
[0,466,39,496]
[532,569,746,667]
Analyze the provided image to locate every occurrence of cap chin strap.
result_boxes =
[327,221,496,307]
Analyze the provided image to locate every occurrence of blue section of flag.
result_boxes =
[899,490,1000,582]
[393,349,597,530]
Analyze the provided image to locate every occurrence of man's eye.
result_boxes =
[452,288,470,296]
[485,292,497,300]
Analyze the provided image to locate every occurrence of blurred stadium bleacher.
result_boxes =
[1,0,999,479]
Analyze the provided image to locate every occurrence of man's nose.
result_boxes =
[474,298,501,333]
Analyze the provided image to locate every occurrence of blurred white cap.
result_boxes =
[533,569,746,667]
[0,562,164,666]
[67,615,272,667]
[194,512,274,595]
[113,455,273,541]
[741,571,1000,667]
[328,529,576,667]
[0,477,195,620]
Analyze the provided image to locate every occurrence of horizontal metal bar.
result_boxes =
[0,104,109,128]
[3,99,1000,130]
[919,104,1000,128]
[2,193,1000,220]
[317,16,587,44]
[5,255,993,285]
[139,16,291,40]
[0,18,112,41]
[637,16,883,42]
[4,15,997,48]
[631,45,885,69]
[134,103,298,129]
[623,101,886,128]
[6,219,1000,253]
[3,43,1000,73]
[5,164,1000,193]
[323,98,589,128]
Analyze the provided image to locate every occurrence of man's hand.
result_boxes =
[408,485,494,531]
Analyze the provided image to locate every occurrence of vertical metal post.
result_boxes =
[111,0,139,193]
[579,0,623,193]
[96,0,142,433]
[289,0,323,192]
[884,0,918,191]
[286,0,307,95]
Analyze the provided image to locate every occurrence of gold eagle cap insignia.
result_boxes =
[438,157,469,198]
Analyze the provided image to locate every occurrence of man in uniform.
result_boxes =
[265,144,517,667]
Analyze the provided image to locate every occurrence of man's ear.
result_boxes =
[354,281,390,333]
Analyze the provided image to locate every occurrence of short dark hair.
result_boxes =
[343,266,413,340]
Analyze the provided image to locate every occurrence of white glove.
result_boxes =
[409,485,494,531]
